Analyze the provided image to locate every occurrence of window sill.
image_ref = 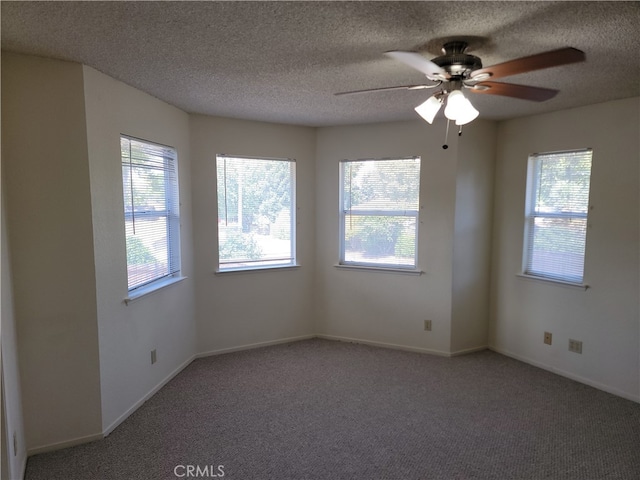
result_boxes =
[215,264,301,275]
[516,273,588,290]
[334,264,424,276]
[124,276,187,305]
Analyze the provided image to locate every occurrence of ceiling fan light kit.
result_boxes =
[443,89,479,126]
[337,41,586,131]
[414,95,443,124]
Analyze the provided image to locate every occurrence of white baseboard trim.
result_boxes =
[14,455,27,480]
[197,334,316,358]
[102,354,197,437]
[24,334,490,458]
[489,345,640,404]
[27,431,104,457]
[28,354,198,456]
[316,334,455,357]
[450,345,489,356]
[104,336,317,437]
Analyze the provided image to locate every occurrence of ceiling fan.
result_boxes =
[336,41,585,128]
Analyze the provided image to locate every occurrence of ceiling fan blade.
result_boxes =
[335,84,438,96]
[385,51,449,79]
[470,81,559,101]
[471,47,585,80]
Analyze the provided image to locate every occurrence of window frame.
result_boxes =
[522,148,593,287]
[338,157,421,272]
[121,135,182,299]
[215,154,297,273]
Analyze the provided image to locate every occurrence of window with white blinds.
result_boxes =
[216,155,296,271]
[121,136,180,292]
[340,157,421,269]
[523,149,592,284]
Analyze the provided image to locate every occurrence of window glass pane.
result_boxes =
[344,215,417,267]
[535,153,592,214]
[121,136,180,291]
[343,159,420,211]
[341,157,420,269]
[528,216,587,283]
[217,156,295,270]
[524,149,592,283]
[125,217,170,288]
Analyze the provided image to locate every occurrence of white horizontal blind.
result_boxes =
[217,155,296,270]
[524,149,592,283]
[121,136,180,291]
[340,157,421,269]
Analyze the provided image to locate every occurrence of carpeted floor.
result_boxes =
[25,339,640,479]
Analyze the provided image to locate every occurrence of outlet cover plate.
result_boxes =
[568,339,583,354]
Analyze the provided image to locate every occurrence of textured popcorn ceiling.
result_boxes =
[2,1,638,126]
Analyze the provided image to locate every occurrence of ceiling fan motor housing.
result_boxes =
[432,41,483,78]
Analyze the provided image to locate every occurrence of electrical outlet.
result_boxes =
[151,349,157,364]
[424,320,432,331]
[568,339,583,354]
[544,332,552,345]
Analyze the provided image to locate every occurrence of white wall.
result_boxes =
[83,66,197,433]
[1,397,8,480]
[1,195,27,478]
[1,53,103,451]
[451,120,497,353]
[490,97,640,401]
[190,115,317,354]
[315,120,495,354]
[3,50,637,462]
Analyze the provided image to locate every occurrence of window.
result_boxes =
[121,136,181,292]
[340,157,421,269]
[216,155,296,271]
[523,148,593,284]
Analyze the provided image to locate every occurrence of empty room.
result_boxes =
[1,2,639,479]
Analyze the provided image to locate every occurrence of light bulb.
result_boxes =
[444,90,479,125]
[444,90,467,121]
[454,99,479,125]
[414,96,442,124]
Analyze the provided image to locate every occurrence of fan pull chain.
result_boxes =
[442,119,450,149]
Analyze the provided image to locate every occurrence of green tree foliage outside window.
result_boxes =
[126,236,155,265]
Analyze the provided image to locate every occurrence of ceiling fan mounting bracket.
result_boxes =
[441,41,471,55]
[431,41,483,79]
